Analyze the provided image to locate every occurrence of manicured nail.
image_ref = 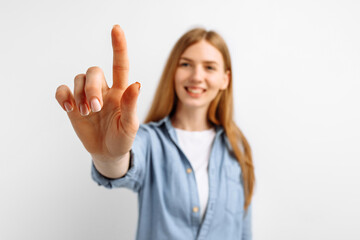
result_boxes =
[91,98,101,112]
[80,104,89,116]
[64,102,73,112]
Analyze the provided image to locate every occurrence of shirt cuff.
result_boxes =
[90,150,141,191]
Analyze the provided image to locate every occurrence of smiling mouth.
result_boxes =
[185,87,205,94]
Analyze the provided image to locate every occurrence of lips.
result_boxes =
[185,87,206,94]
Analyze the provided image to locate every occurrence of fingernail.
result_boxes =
[136,82,141,91]
[64,102,73,113]
[91,98,101,112]
[80,104,89,116]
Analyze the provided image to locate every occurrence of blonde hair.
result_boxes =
[144,28,255,210]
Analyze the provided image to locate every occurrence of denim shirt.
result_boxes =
[91,116,252,240]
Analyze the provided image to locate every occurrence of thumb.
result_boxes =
[120,82,141,128]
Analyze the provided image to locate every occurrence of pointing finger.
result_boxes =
[111,25,129,90]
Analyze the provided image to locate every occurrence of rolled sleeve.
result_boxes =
[91,150,142,192]
[91,125,150,193]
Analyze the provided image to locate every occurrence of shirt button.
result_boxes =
[186,168,192,174]
[192,206,199,213]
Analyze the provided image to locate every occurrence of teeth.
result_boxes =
[187,88,203,94]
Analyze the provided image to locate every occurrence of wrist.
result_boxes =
[92,152,130,179]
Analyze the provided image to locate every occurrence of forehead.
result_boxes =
[180,40,224,64]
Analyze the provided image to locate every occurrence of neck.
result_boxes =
[171,104,212,131]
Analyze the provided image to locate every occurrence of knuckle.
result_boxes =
[74,73,85,83]
[113,64,129,71]
[56,84,66,92]
[55,85,67,99]
[86,66,103,75]
[84,85,99,94]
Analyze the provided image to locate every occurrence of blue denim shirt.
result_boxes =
[91,116,252,240]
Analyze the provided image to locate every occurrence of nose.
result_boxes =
[191,65,204,83]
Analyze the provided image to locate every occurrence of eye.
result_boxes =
[206,65,216,71]
[180,62,190,67]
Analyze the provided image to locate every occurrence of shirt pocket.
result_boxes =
[225,161,245,215]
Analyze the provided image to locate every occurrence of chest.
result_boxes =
[143,134,245,226]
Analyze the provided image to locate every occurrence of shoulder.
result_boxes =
[216,127,232,151]
[220,129,245,153]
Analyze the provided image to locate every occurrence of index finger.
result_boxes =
[111,25,129,90]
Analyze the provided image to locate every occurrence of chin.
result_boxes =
[180,101,209,110]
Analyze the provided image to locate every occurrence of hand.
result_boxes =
[55,25,140,164]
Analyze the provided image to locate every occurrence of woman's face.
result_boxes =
[174,40,229,112]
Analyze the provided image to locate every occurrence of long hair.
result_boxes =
[144,28,255,210]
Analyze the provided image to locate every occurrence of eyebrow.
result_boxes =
[180,57,219,66]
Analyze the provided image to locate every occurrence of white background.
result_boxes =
[1,0,359,239]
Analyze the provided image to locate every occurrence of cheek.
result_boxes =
[208,75,225,89]
[174,70,189,90]
[208,89,221,100]
[173,76,183,97]
[175,68,189,82]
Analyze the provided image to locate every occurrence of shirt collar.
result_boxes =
[147,115,230,151]
[156,115,224,141]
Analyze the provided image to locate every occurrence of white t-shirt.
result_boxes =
[175,127,216,222]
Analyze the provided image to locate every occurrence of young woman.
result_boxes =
[55,25,255,240]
